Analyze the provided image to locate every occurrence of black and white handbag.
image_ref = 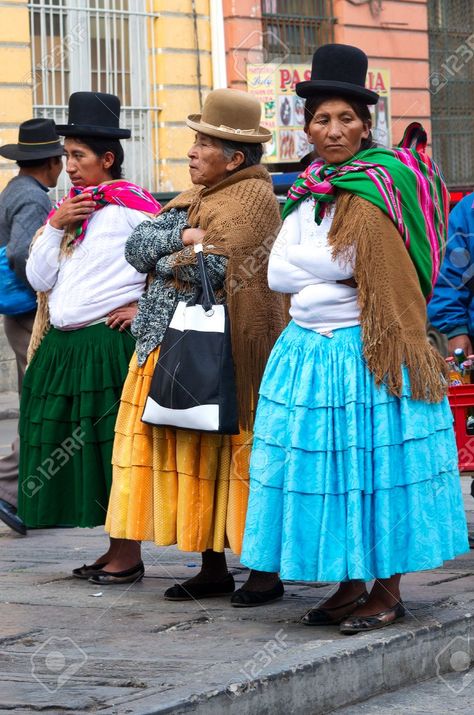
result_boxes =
[142,243,239,434]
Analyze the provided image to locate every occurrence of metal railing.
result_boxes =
[27,0,160,196]
[261,0,335,63]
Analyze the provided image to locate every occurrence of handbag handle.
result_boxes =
[192,243,216,315]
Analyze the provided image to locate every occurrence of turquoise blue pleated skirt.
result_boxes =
[240,322,469,582]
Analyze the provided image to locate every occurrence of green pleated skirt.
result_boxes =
[18,323,135,528]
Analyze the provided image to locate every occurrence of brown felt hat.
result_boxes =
[186,89,272,143]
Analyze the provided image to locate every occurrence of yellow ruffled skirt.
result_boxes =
[105,350,251,554]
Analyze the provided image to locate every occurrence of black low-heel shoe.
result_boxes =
[164,573,235,601]
[0,499,26,536]
[72,562,108,579]
[230,579,284,608]
[301,591,369,626]
[88,561,145,585]
[339,601,406,635]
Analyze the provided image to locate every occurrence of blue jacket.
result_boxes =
[427,193,474,339]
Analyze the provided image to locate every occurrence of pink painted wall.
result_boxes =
[223,0,263,90]
[223,0,432,146]
[333,0,431,145]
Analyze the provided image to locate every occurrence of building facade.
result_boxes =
[224,0,473,187]
[225,0,430,153]
[0,0,213,194]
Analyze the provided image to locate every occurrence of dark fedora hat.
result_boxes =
[296,44,379,105]
[55,92,131,139]
[0,118,63,161]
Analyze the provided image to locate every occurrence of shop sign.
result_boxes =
[247,64,391,163]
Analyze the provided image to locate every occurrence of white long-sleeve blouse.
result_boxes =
[26,204,148,330]
[268,197,360,334]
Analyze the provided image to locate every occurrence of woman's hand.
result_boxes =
[49,193,96,230]
[182,227,206,246]
[448,335,473,357]
[106,303,138,332]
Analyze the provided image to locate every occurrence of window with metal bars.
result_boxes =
[428,0,474,188]
[261,0,335,64]
[28,0,159,194]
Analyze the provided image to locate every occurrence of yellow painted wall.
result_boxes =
[0,0,213,193]
[148,0,213,192]
[0,0,33,190]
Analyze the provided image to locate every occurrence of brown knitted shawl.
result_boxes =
[162,165,287,428]
[329,191,447,402]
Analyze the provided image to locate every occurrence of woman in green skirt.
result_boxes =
[17,92,160,556]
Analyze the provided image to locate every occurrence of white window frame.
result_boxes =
[28,0,160,194]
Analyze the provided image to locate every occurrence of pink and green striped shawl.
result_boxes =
[48,180,161,246]
[282,123,449,298]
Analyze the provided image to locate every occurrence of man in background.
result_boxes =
[428,193,474,356]
[0,118,63,534]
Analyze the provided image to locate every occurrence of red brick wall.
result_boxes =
[223,0,263,89]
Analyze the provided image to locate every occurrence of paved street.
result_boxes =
[0,418,17,457]
[334,670,474,714]
[1,479,474,714]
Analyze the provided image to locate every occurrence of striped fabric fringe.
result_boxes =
[47,180,161,246]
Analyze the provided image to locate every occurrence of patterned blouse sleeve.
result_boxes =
[156,250,228,291]
[125,208,188,273]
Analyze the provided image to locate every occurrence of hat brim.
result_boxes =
[0,143,64,161]
[186,115,272,143]
[295,80,379,105]
[55,124,131,139]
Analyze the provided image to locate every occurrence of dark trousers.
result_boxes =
[0,311,35,507]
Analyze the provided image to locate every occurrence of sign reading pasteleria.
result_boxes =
[247,63,391,163]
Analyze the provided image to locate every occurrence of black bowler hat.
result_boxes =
[296,44,379,105]
[0,118,63,161]
[56,91,131,139]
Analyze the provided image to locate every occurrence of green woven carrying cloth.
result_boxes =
[18,323,135,528]
[282,123,450,299]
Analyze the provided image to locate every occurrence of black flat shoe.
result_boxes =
[339,601,406,634]
[230,579,284,608]
[0,499,26,536]
[88,561,145,585]
[72,562,109,579]
[301,591,370,626]
[164,573,235,601]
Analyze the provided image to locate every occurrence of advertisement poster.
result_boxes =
[247,64,391,163]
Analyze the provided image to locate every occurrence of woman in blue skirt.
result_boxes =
[240,44,469,633]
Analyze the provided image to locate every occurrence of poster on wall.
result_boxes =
[368,68,391,149]
[247,64,391,164]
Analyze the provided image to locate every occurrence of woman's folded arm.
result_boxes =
[26,223,64,291]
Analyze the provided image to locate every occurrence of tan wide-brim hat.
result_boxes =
[186,88,272,143]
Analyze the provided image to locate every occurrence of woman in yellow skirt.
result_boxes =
[84,89,288,606]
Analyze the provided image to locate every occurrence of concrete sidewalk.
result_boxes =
[0,390,18,420]
[1,481,473,715]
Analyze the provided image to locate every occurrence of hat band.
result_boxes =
[218,124,257,135]
[18,139,61,146]
[198,118,259,136]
